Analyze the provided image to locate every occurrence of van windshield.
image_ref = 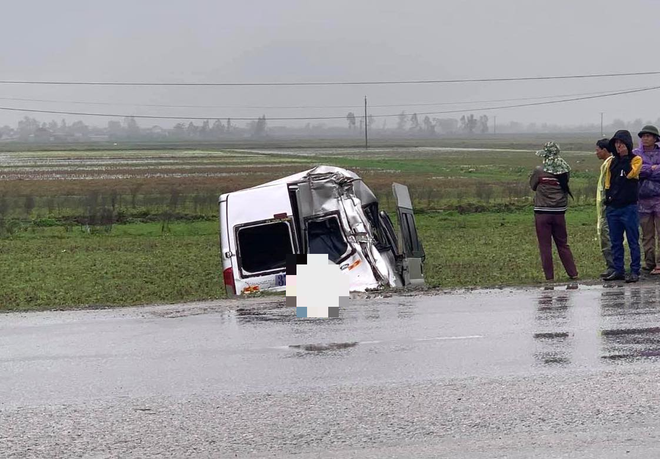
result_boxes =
[237,221,294,274]
[307,216,349,264]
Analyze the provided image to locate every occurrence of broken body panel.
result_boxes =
[219,165,425,296]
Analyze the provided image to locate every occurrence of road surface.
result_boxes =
[3,285,660,458]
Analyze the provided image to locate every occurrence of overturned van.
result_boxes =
[219,165,425,296]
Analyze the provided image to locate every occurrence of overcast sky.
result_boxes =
[2,0,660,129]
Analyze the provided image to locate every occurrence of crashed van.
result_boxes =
[219,165,425,296]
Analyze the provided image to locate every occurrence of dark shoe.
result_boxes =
[603,272,625,281]
[600,269,616,279]
[642,266,654,273]
[625,273,640,283]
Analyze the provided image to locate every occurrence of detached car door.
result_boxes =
[392,183,425,286]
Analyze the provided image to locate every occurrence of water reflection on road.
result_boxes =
[230,285,660,374]
[532,285,660,368]
[9,285,660,409]
[600,286,660,362]
[534,291,573,366]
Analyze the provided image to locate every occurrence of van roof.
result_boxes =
[219,165,377,206]
[249,165,361,189]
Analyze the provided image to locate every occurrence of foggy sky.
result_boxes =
[1,0,660,129]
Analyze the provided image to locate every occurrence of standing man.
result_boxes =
[596,138,615,278]
[604,130,643,282]
[530,141,579,282]
[634,125,660,275]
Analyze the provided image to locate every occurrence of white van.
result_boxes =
[219,165,425,296]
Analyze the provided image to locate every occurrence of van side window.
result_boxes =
[237,221,293,275]
[363,203,390,251]
[307,216,349,264]
[378,211,399,253]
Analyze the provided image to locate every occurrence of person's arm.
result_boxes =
[646,159,660,181]
[530,167,540,191]
[640,156,654,178]
[626,155,643,180]
[604,160,612,203]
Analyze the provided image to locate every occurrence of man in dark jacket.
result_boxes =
[604,130,643,282]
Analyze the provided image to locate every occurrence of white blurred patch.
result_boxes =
[296,253,350,318]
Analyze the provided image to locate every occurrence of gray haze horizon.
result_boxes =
[2,0,660,131]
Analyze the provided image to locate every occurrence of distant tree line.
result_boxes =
[0,115,269,142]
[2,112,660,143]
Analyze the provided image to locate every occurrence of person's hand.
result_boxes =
[652,165,658,171]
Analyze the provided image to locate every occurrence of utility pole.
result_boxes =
[600,112,604,137]
[364,96,369,149]
[494,116,497,135]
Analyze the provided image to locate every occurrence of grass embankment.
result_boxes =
[421,207,604,287]
[0,207,604,311]
[0,222,224,311]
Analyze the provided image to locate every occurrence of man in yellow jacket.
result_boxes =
[596,138,615,278]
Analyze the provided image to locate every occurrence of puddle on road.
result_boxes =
[600,286,660,363]
[288,342,359,352]
[235,308,299,324]
[534,286,660,366]
[534,332,570,340]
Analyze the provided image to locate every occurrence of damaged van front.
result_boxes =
[219,166,424,296]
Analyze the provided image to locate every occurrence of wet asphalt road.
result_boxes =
[4,285,660,458]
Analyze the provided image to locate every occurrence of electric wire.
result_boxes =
[0,70,659,87]
[0,85,657,121]
[0,85,651,110]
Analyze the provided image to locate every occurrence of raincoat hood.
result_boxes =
[608,130,634,155]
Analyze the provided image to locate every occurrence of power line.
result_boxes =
[0,71,660,87]
[406,85,660,117]
[0,95,355,109]
[0,85,658,121]
[0,86,651,110]
[370,87,654,108]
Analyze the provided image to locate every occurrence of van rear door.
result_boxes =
[392,183,425,286]
[225,184,297,295]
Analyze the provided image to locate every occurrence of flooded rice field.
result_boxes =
[0,146,510,181]
[0,149,313,181]
[0,145,596,216]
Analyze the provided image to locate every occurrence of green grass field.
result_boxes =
[0,137,613,311]
[0,207,606,311]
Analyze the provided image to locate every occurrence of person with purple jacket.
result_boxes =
[635,125,660,275]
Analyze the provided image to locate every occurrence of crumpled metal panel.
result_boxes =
[240,165,403,291]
